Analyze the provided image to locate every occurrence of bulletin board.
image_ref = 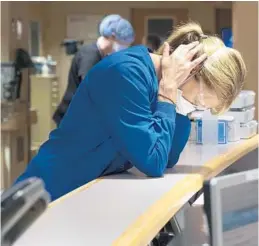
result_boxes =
[66,14,104,44]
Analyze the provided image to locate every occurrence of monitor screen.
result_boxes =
[204,169,258,246]
[220,180,258,245]
[221,28,233,48]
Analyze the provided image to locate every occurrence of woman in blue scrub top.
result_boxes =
[16,22,247,201]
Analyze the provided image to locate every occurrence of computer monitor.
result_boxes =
[204,169,258,246]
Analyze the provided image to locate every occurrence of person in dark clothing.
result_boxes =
[53,14,135,125]
[142,34,162,53]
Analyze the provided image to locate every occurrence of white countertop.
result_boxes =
[13,136,258,246]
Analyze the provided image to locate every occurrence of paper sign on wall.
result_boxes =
[66,14,104,42]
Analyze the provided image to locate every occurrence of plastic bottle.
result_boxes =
[42,62,49,76]
[202,110,218,145]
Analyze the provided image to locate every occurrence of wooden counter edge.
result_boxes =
[112,135,259,246]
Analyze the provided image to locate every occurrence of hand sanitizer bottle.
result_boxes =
[202,110,218,145]
[42,62,49,76]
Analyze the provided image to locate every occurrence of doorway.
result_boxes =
[131,8,189,45]
[145,16,174,43]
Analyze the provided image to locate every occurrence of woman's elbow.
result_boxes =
[167,156,179,168]
[133,150,168,177]
[137,159,166,177]
[147,168,164,177]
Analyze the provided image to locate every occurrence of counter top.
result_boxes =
[13,136,258,246]
[30,74,57,79]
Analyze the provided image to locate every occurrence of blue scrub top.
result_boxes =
[15,45,191,201]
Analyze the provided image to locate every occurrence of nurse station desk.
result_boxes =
[13,135,258,246]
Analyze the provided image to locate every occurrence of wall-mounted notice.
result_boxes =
[67,15,104,44]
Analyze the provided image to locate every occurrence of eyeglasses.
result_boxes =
[194,81,209,110]
[181,60,206,86]
[181,64,209,110]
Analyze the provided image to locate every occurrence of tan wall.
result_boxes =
[0,1,45,61]
[39,1,232,97]
[233,2,258,120]
[1,1,233,101]
[1,1,11,62]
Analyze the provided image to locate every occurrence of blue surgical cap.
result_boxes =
[99,14,135,44]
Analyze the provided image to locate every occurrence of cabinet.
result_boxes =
[1,107,37,189]
[30,75,59,147]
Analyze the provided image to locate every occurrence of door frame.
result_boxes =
[131,8,189,45]
[144,15,177,39]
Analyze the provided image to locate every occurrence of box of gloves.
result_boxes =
[224,90,258,139]
[189,90,258,144]
[189,112,239,144]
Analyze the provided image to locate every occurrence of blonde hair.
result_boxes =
[156,22,247,114]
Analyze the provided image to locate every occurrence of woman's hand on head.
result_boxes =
[158,41,207,104]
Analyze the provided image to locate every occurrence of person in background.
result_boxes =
[142,34,162,53]
[16,22,246,201]
[53,14,135,126]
